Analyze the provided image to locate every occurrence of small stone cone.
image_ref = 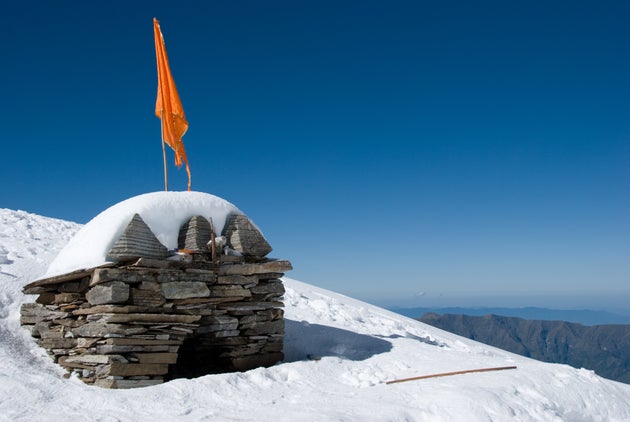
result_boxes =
[178,215,213,252]
[222,214,272,257]
[107,213,168,261]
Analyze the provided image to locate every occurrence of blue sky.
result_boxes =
[2,1,629,310]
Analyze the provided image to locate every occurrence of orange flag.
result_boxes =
[153,17,191,191]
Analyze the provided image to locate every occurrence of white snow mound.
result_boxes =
[43,191,244,278]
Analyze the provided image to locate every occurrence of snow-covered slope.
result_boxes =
[1,207,629,421]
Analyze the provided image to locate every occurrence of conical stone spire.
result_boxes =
[107,213,168,261]
[178,215,213,252]
[222,214,272,257]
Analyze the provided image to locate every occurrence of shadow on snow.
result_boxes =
[283,319,393,362]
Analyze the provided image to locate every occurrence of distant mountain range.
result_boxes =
[390,306,630,326]
[418,312,630,384]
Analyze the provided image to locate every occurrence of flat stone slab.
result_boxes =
[218,260,292,276]
[98,313,201,324]
[86,281,130,305]
[161,282,210,299]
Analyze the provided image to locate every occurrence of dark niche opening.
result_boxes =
[166,336,227,381]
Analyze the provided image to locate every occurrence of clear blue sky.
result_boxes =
[2,1,629,310]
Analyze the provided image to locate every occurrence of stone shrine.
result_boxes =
[21,204,290,389]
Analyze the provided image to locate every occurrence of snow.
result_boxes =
[1,201,629,421]
[43,191,243,278]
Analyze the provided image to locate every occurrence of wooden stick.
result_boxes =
[385,366,517,385]
[209,217,217,266]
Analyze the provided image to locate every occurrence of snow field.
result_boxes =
[0,198,629,421]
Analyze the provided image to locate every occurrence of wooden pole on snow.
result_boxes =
[385,366,517,385]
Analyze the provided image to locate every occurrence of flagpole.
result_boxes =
[155,18,190,192]
[160,110,169,191]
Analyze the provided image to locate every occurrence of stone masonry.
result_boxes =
[20,213,291,389]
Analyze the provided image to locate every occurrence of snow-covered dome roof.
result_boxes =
[43,191,244,278]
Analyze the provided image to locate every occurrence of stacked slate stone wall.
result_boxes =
[20,213,291,389]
